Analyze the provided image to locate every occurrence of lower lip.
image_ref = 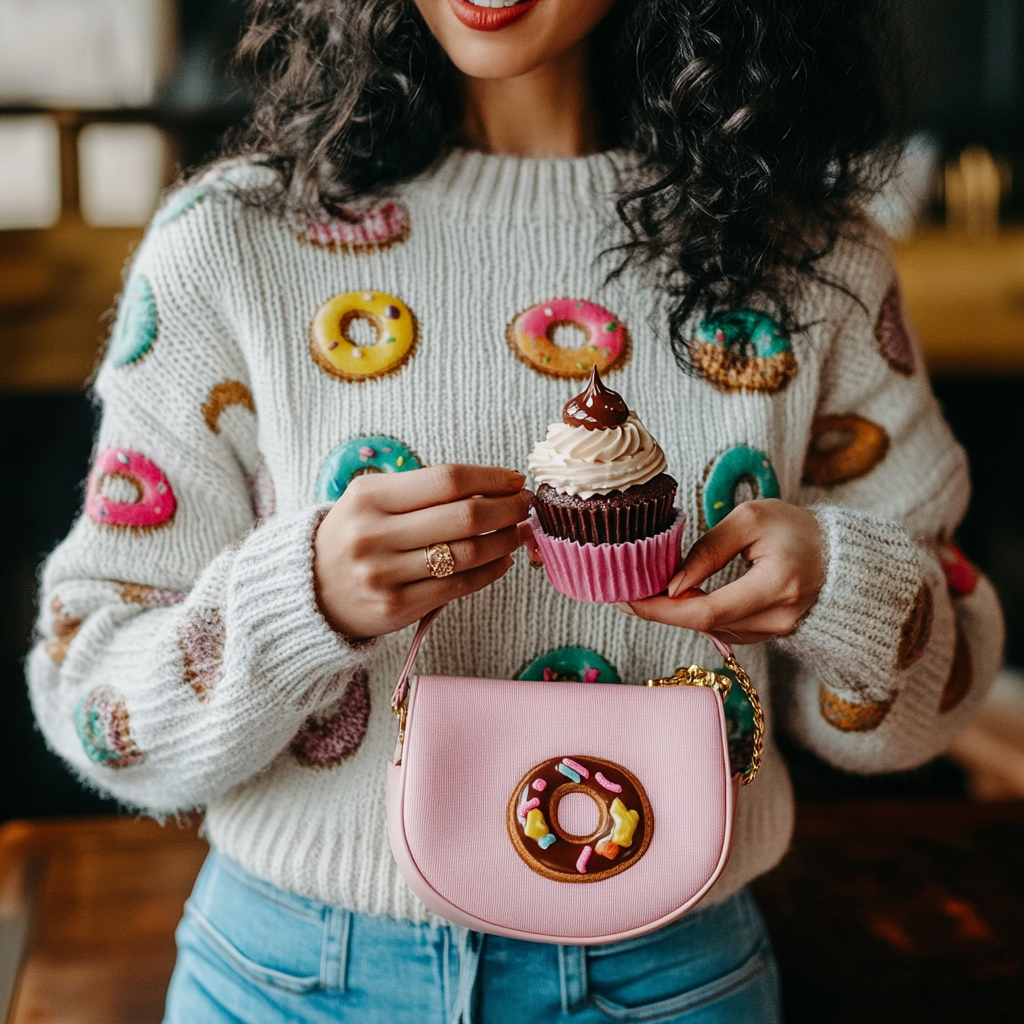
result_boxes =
[446,0,540,32]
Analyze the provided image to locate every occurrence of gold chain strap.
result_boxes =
[647,656,764,785]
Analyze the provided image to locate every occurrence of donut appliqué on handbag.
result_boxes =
[310,291,418,381]
[507,299,630,380]
[690,310,797,394]
[508,755,652,882]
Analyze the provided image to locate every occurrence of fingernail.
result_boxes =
[517,522,533,544]
[613,602,636,616]
[667,575,688,598]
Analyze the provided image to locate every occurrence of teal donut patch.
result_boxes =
[519,647,621,684]
[695,311,791,358]
[315,436,421,502]
[108,273,157,367]
[73,686,145,769]
[702,445,780,529]
[156,187,206,226]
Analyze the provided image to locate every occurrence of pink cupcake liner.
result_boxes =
[528,510,686,604]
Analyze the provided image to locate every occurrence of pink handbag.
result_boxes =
[387,606,763,945]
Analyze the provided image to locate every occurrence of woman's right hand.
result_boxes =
[313,464,533,641]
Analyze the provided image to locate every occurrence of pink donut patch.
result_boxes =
[293,200,411,253]
[86,447,176,529]
[507,298,630,380]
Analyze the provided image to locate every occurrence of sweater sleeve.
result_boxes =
[776,226,1005,773]
[27,184,370,814]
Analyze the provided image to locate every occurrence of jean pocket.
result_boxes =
[590,941,776,1023]
[183,901,322,994]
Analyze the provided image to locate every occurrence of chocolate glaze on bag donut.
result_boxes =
[507,755,652,882]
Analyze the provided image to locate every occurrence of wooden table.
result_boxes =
[1,804,1022,1023]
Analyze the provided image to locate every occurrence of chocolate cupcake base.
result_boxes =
[532,474,678,545]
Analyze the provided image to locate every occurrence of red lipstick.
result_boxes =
[446,0,540,32]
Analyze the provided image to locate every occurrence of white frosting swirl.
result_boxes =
[527,412,668,499]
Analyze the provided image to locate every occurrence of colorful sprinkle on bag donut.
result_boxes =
[507,755,652,882]
[315,435,421,502]
[86,448,176,529]
[507,298,630,380]
[691,310,797,393]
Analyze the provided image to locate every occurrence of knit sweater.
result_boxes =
[29,149,1004,922]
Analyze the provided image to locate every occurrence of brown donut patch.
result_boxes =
[818,685,893,732]
[897,585,934,671]
[939,626,973,713]
[689,343,798,394]
[45,597,82,664]
[118,582,185,607]
[203,381,255,434]
[290,669,371,767]
[507,755,652,883]
[179,607,226,702]
[875,283,916,376]
[803,415,890,487]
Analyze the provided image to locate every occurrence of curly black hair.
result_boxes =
[227,0,906,369]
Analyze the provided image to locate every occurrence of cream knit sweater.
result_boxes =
[29,150,1004,922]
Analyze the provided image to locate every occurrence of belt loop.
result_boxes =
[558,945,588,1013]
[321,906,351,992]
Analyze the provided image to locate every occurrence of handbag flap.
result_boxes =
[394,673,733,942]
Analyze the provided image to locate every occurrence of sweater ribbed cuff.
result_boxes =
[226,504,373,707]
[778,504,922,704]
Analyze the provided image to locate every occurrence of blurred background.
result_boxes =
[0,2,1022,1022]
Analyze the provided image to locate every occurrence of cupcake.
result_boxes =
[526,369,685,603]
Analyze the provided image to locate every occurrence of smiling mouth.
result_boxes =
[447,0,540,32]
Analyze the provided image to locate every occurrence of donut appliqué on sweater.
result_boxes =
[699,445,781,530]
[179,607,226,702]
[937,542,978,597]
[897,584,933,670]
[519,647,621,685]
[74,686,145,768]
[45,597,82,665]
[86,448,176,529]
[108,272,157,367]
[818,687,893,732]
[939,626,973,713]
[690,311,797,393]
[803,415,890,487]
[508,755,651,881]
[156,167,226,227]
[118,582,185,607]
[310,291,418,382]
[202,380,255,433]
[291,200,411,254]
[875,282,916,376]
[316,435,421,502]
[290,669,371,767]
[507,299,630,380]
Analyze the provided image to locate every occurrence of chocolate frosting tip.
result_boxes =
[562,368,629,430]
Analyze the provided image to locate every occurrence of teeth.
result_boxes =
[463,0,525,7]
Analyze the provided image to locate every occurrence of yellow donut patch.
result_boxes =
[310,291,418,381]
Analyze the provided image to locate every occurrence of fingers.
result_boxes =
[668,502,770,596]
[403,554,515,615]
[394,524,522,583]
[350,464,527,514]
[391,490,534,549]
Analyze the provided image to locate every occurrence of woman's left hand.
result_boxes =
[616,499,825,645]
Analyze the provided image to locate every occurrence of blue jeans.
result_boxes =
[164,852,781,1023]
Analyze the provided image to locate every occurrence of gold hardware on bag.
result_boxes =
[646,655,764,786]
[391,694,408,751]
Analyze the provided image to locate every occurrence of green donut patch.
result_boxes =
[315,435,421,502]
[718,667,756,776]
[701,445,780,530]
[692,310,797,393]
[519,647,621,685]
[108,272,157,367]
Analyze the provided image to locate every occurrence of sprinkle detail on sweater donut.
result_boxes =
[700,445,780,530]
[518,647,620,685]
[86,448,176,529]
[507,298,630,379]
[291,669,372,767]
[818,686,893,732]
[691,310,797,393]
[310,291,418,381]
[939,626,972,713]
[897,584,933,670]
[74,686,145,768]
[108,273,157,367]
[203,381,255,433]
[180,607,225,702]
[803,415,890,487]
[508,755,651,882]
[315,435,421,502]
[875,283,916,375]
[291,200,411,253]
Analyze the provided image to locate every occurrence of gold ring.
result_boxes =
[425,542,456,579]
